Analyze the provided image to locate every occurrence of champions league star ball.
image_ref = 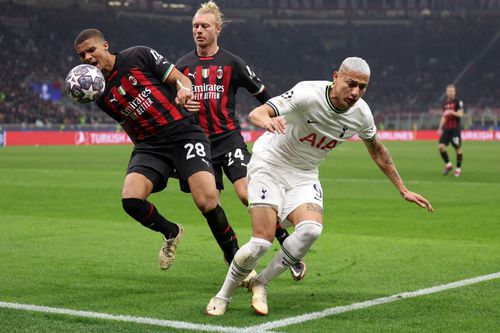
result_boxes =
[64,64,105,103]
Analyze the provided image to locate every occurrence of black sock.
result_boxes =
[122,198,179,239]
[440,151,450,163]
[203,205,239,263]
[275,222,289,246]
[457,153,463,168]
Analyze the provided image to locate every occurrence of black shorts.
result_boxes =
[127,119,213,193]
[180,130,251,192]
[212,145,251,190]
[439,128,462,148]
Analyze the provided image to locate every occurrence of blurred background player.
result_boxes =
[176,1,306,280]
[437,84,464,177]
[74,28,240,270]
[206,57,434,316]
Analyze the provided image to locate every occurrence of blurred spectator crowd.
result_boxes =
[0,2,498,129]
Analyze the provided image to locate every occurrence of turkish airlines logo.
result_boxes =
[74,131,88,145]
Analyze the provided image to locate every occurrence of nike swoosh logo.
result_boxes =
[307,120,318,124]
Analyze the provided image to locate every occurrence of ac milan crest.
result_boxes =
[217,67,223,80]
[128,75,138,86]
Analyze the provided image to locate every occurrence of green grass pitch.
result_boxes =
[0,141,499,332]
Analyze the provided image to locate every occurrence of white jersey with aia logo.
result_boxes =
[253,80,377,171]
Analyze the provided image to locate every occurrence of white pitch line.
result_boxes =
[0,302,244,333]
[322,177,500,187]
[1,272,499,333]
[244,271,500,332]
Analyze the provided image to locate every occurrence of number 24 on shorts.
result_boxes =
[226,148,245,166]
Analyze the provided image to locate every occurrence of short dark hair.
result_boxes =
[74,28,105,48]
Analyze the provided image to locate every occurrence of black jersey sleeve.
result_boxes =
[233,56,270,104]
[138,46,175,83]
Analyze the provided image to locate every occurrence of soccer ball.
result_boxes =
[65,64,105,103]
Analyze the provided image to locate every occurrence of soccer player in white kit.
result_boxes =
[206,57,434,316]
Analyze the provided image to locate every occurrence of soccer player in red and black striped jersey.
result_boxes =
[74,28,241,270]
[437,84,464,177]
[176,1,306,281]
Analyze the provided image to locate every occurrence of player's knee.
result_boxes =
[234,237,272,264]
[192,191,219,213]
[194,197,219,213]
[122,198,147,220]
[249,237,273,258]
[296,221,323,243]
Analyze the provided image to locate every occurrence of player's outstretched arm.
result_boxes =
[363,136,434,212]
[248,104,286,134]
[165,67,198,110]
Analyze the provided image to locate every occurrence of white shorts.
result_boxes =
[247,154,323,228]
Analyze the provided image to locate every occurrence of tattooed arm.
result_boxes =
[364,136,404,192]
[363,136,434,212]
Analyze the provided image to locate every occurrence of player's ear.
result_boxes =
[332,71,339,82]
[103,40,109,52]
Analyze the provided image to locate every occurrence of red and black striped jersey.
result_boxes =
[443,98,464,130]
[176,48,270,139]
[96,46,191,143]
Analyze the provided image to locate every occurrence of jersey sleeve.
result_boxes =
[265,81,309,117]
[140,46,175,82]
[233,56,270,103]
[358,102,377,141]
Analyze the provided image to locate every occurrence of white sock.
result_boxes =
[216,237,272,300]
[256,220,323,285]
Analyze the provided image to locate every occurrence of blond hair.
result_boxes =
[196,1,224,29]
[340,57,371,76]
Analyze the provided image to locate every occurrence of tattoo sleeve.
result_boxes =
[306,203,323,214]
[364,137,404,188]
